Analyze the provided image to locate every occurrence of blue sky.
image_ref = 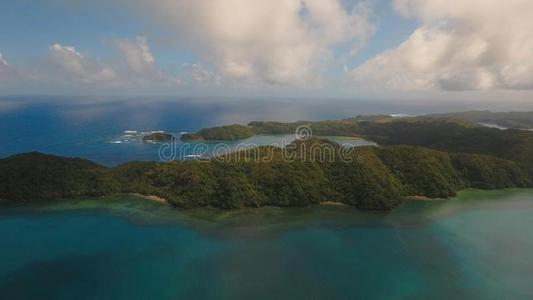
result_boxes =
[0,1,407,62]
[0,1,408,70]
[0,1,140,60]
[1,0,532,100]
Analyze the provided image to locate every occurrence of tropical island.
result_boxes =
[2,112,533,211]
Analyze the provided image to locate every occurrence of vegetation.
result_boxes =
[451,153,530,189]
[0,152,119,201]
[431,110,533,129]
[357,117,533,176]
[142,132,174,142]
[3,137,532,210]
[0,143,403,209]
[373,146,462,198]
[181,124,256,141]
[188,115,533,176]
[183,118,367,141]
[324,147,403,210]
[249,120,361,136]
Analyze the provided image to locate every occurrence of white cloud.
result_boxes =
[187,63,221,85]
[49,43,118,83]
[0,52,10,81]
[0,51,25,84]
[0,52,8,67]
[42,38,180,86]
[113,36,180,84]
[0,51,12,77]
[351,0,533,91]
[0,38,180,91]
[130,0,376,86]
[114,37,156,75]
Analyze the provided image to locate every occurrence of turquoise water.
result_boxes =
[1,189,533,299]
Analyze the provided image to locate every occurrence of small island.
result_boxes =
[142,132,174,142]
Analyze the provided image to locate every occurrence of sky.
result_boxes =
[1,0,533,101]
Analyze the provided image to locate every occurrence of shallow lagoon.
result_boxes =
[1,189,533,299]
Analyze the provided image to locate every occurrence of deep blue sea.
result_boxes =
[2,98,533,299]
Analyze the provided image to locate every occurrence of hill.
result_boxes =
[2,135,531,210]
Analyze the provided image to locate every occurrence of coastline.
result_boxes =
[130,193,168,205]
[320,201,350,207]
